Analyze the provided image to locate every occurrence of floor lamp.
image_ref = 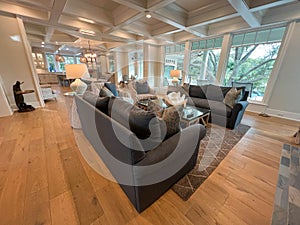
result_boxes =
[65,64,89,95]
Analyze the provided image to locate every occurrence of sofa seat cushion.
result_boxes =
[208,100,232,117]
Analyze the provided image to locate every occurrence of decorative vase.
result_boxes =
[70,78,87,95]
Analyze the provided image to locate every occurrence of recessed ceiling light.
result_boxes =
[79,29,96,36]
[145,11,151,19]
[78,17,95,24]
[41,45,45,47]
[41,41,45,44]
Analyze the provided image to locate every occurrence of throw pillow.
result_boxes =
[147,100,164,117]
[104,82,118,96]
[83,91,98,106]
[95,97,110,115]
[100,86,115,97]
[135,80,149,94]
[129,106,158,140]
[160,105,183,139]
[223,88,242,108]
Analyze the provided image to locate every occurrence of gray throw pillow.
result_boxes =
[135,81,149,94]
[223,88,242,108]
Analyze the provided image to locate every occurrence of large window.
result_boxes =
[46,53,56,72]
[224,27,286,101]
[128,51,143,79]
[45,53,79,72]
[108,54,115,73]
[189,37,223,85]
[164,43,185,84]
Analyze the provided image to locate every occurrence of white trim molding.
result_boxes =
[246,103,300,122]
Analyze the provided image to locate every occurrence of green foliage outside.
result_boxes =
[225,43,281,98]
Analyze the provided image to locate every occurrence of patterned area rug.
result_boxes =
[172,124,250,201]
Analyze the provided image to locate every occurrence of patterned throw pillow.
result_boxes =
[223,87,242,108]
[147,100,164,117]
[160,105,183,139]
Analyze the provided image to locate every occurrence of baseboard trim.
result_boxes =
[246,103,300,122]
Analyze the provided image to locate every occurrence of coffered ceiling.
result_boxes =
[0,0,300,54]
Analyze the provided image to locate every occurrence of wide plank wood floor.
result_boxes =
[0,85,298,225]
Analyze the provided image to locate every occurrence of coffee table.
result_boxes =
[181,106,210,128]
[137,97,167,110]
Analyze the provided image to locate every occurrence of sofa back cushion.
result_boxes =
[206,84,226,101]
[135,80,149,94]
[189,85,207,98]
[83,91,110,115]
[108,97,164,150]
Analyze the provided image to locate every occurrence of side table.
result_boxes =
[64,92,81,129]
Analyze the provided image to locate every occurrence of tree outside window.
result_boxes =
[224,27,286,101]
[188,37,223,85]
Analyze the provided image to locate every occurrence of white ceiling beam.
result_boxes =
[187,13,239,29]
[151,25,181,36]
[227,0,261,27]
[122,22,151,37]
[45,27,54,42]
[262,1,300,25]
[249,0,296,12]
[111,0,146,11]
[173,31,196,43]
[105,11,144,35]
[147,0,177,11]
[49,0,68,23]
[153,12,207,37]
[64,0,113,27]
[187,5,238,27]
[0,1,48,21]
[208,17,249,36]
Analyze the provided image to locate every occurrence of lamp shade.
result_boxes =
[65,64,89,79]
[170,70,181,78]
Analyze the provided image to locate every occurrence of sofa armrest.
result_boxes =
[227,101,249,129]
[135,124,206,167]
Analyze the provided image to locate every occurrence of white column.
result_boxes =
[215,34,232,84]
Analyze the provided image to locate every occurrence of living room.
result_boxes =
[0,0,299,224]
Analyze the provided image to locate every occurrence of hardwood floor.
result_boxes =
[0,85,298,225]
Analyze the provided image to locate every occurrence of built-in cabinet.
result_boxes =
[38,73,60,84]
[32,52,46,69]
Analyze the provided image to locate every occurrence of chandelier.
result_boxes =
[55,50,65,62]
[81,40,97,63]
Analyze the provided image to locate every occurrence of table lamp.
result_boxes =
[65,64,89,95]
[170,70,181,86]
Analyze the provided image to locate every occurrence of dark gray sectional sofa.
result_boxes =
[168,84,249,129]
[75,92,206,212]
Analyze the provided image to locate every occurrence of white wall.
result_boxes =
[0,15,43,111]
[267,22,300,120]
